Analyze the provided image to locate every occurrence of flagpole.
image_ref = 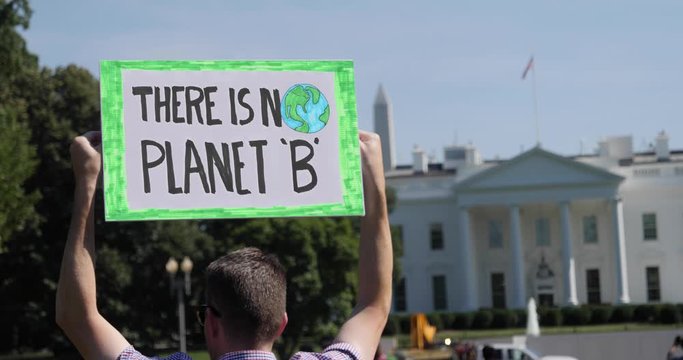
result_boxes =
[531,58,540,146]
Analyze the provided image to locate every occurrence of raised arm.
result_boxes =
[55,131,130,360]
[336,131,393,360]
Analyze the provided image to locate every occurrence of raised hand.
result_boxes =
[70,131,102,187]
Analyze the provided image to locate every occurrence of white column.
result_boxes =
[509,205,526,309]
[459,206,478,311]
[611,197,631,303]
[560,201,579,306]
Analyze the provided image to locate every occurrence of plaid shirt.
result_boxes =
[118,342,359,360]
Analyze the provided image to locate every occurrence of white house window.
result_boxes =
[488,220,503,248]
[586,269,601,304]
[491,272,506,309]
[394,277,406,312]
[646,267,661,302]
[536,256,555,306]
[583,215,598,244]
[432,275,447,310]
[430,223,444,250]
[535,217,550,246]
[642,213,657,240]
[394,225,404,254]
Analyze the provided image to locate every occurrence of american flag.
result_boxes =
[522,56,534,80]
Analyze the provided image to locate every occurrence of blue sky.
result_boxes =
[23,0,683,164]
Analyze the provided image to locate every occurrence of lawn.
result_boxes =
[184,351,211,360]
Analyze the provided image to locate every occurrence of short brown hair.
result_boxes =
[206,247,287,345]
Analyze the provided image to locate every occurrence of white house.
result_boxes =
[375,87,683,312]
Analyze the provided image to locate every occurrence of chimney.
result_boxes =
[412,145,428,174]
[464,145,482,167]
[597,135,633,159]
[655,130,670,161]
[443,144,482,170]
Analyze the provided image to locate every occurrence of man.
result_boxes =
[667,335,683,360]
[481,345,501,360]
[56,130,392,360]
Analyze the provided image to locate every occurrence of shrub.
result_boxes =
[453,312,474,330]
[634,304,661,323]
[659,304,681,324]
[472,309,493,329]
[383,315,400,335]
[562,306,591,326]
[514,309,528,328]
[610,305,635,323]
[440,312,457,330]
[491,309,518,329]
[397,314,411,334]
[589,306,613,324]
[539,307,562,327]
[426,312,443,330]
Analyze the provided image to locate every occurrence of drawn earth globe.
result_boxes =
[281,84,330,134]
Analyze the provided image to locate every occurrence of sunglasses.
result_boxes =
[195,304,222,326]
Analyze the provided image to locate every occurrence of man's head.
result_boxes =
[482,345,498,360]
[204,247,287,352]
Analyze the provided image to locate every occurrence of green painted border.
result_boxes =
[100,60,363,221]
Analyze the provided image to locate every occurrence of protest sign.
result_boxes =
[100,60,363,221]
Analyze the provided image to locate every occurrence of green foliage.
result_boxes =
[471,309,493,329]
[589,306,613,324]
[491,309,517,329]
[539,307,562,327]
[561,307,591,326]
[426,313,443,330]
[513,309,527,327]
[0,0,37,84]
[386,304,681,334]
[383,315,400,336]
[452,312,474,330]
[0,107,39,250]
[610,305,635,323]
[439,312,457,330]
[658,304,681,324]
[397,314,412,334]
[0,0,31,29]
[633,304,661,323]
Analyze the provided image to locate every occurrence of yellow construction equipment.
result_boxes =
[410,313,437,350]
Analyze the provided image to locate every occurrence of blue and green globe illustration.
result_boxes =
[281,84,330,133]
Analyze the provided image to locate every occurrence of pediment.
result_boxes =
[457,147,622,192]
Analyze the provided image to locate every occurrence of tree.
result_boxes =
[0,97,39,250]
[0,1,106,349]
[4,63,103,353]
[0,0,37,85]
[0,0,39,251]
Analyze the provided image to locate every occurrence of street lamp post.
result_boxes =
[165,256,193,353]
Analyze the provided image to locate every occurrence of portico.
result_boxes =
[455,147,629,309]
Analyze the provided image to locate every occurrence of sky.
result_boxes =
[22,0,683,164]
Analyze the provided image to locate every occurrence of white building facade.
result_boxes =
[386,134,683,312]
